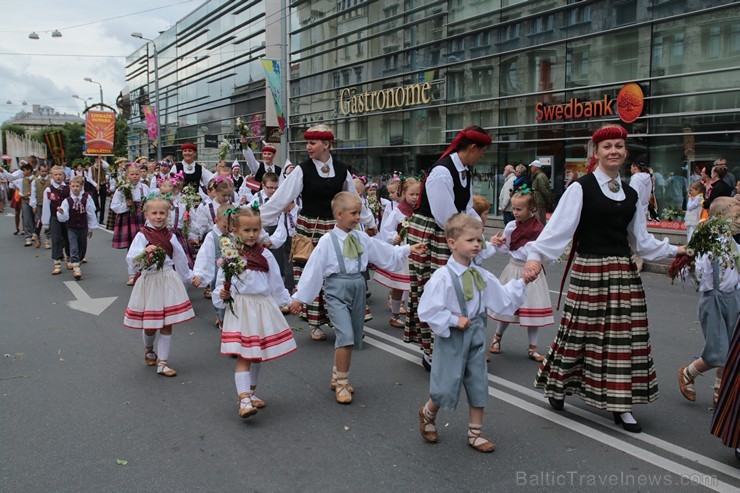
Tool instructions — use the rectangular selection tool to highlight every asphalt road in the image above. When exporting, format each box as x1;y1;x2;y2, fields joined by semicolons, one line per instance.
1;213;738;492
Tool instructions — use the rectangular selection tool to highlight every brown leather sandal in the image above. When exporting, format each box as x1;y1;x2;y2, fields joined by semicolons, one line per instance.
237;392;258;418
467;425;495;453
528;345;545;362
156;360;177;377
144;347;157;366
489;334;502;354
678;366;696;401
418;407;438;443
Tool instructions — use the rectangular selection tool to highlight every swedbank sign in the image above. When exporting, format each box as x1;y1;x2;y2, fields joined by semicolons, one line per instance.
339;83;432;116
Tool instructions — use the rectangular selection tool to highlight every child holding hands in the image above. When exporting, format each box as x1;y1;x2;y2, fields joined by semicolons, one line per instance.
213;206;297;418
486;190;554;361
289;192;427;404
417;213;527;452
56;176;98;280
123;195;196;377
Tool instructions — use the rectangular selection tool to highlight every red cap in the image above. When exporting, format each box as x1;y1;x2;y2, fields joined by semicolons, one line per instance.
262;145;277;154
592;126;628;145
180;142;197;151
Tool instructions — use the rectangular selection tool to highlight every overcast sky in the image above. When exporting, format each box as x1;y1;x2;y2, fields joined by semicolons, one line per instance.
0;0;200;123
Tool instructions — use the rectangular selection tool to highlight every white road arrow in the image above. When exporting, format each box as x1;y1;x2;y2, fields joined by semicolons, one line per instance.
64;281;118;316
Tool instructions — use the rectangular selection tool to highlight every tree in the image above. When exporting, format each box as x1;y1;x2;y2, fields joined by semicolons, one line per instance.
1;123;26;153
114;113;128;157
34;122;85;163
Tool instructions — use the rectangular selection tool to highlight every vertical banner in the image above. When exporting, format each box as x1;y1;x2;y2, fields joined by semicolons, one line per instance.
143;105;159;147
44;131;65;164
84;110;116;155
261;59;285;131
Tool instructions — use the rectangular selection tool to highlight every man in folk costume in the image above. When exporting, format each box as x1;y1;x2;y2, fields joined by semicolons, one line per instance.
174;142;213;195
239;137;283;185
257;124;377;341
405;125;492;370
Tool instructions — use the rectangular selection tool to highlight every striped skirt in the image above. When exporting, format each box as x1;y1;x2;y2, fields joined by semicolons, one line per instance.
293;215;336;328
112;205;144;249
404;213;450;356
534;254;658;412
221;293;297;361
123;266;195;330
489;259;554;327
710;317;740;448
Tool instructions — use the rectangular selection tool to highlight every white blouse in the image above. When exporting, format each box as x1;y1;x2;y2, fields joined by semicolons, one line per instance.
423;152;479;228
212;249;291;309
125;223;193;285
528;168;677;263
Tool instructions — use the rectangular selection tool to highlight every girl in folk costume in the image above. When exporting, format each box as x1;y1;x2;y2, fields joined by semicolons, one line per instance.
485;189;554;362
30;163;52;249
213;206;296;418
406;125;492;370
159;173;195;269
124;195;196;377
376;177;421;328
522;125;686;433
106;157;128;230
255;124;377;341
193;177;234;243
110;163;150;286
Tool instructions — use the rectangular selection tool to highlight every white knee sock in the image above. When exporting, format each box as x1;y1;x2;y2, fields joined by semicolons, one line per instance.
156;334;172;361
250;362;261;391
619;412;637;424
402;291;409;301
235;371;251;395
495;322;510;336
390;299;402;316
142;332;155;348
527;327;539;346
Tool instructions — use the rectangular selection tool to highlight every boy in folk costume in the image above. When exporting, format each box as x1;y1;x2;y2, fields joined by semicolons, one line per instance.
30;163;52;248
41;165;72;275
417;213;527;452
56;176;98;280
251;172;290;282
289;192;426;404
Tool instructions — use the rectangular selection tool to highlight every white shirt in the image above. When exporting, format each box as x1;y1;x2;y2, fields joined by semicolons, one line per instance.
193;225;228;285
242;148;284;184
257;155;376;229
125;222;193;285
56;191;98;230
527;168;678;263
110;183;150;214
425;153;479;228
684;195;703;227
292;226;410;304
192;198;223;239
498;173;516;211
629;171;652;214
212;249;291;309
418;257;527;339
379;206;410;244
690;243;740;293
41;181;67;226
481;219;533;262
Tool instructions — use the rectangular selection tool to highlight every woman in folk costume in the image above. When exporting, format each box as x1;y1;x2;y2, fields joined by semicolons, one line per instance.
405;125;492;370
256;124;377;341
522;124;686;433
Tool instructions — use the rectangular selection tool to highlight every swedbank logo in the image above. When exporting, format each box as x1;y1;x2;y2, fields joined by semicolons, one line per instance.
535;83;644;123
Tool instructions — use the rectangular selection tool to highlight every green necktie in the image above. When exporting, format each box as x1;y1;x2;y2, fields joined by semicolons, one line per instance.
343;233;364;259
462;267;487;301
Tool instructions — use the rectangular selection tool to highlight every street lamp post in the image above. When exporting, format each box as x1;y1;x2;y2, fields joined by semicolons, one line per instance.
131;32;162;161
83;77;104;107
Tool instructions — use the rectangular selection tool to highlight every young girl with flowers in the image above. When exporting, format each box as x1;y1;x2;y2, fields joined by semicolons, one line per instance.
212;205;296;418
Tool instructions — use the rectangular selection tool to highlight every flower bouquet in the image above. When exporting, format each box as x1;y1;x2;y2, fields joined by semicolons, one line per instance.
217;236;248;315
398;219;410;243
180;183;202;237
367;195;381;220
236;117;249;138
117;180;136;213
219;140;232;161
132;247;167;271
668;216;739;286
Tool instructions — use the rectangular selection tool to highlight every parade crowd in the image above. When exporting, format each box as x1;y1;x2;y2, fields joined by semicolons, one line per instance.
1;124;737;461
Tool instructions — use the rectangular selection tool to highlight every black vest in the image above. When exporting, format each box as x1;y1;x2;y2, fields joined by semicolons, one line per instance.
256;162;282;183
415;156;471;218
299;158;347;219
47;184;70;211
176;162;203;187
575;173;637;256
66;193;89;229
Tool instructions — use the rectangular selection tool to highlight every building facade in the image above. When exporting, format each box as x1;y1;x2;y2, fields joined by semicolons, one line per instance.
128;0;740;214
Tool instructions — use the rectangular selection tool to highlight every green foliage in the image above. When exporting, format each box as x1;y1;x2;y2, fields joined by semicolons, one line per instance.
114;113;128;157
34;123;85;163
1;123;26;137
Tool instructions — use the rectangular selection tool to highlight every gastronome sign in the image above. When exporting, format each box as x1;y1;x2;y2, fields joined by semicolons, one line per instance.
339;82;432;116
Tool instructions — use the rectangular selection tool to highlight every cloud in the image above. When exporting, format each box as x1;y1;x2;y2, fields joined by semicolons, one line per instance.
0;1;194;122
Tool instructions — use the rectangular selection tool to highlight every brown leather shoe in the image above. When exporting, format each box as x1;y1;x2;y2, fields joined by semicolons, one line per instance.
144;348;157;366
389;317;405;328
250;394;266;409
237;393;258;418
335;385;352;404
678;366;696;401
156;360;177;377
418;407;438;443
468;427;495;453
310;328;327;341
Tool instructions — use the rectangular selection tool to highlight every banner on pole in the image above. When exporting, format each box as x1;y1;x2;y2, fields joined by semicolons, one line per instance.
143;105;159;145
84;110;115;155
261;59;285;131
44;131;65;164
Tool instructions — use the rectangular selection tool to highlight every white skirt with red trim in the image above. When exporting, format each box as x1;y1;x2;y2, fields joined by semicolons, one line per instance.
124;266;195;330
489;259;554;327
372;260;410;291
220;293;297;361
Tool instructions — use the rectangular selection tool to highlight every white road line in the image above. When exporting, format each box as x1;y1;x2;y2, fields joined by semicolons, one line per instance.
363;327;740;487
98;226;113;235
